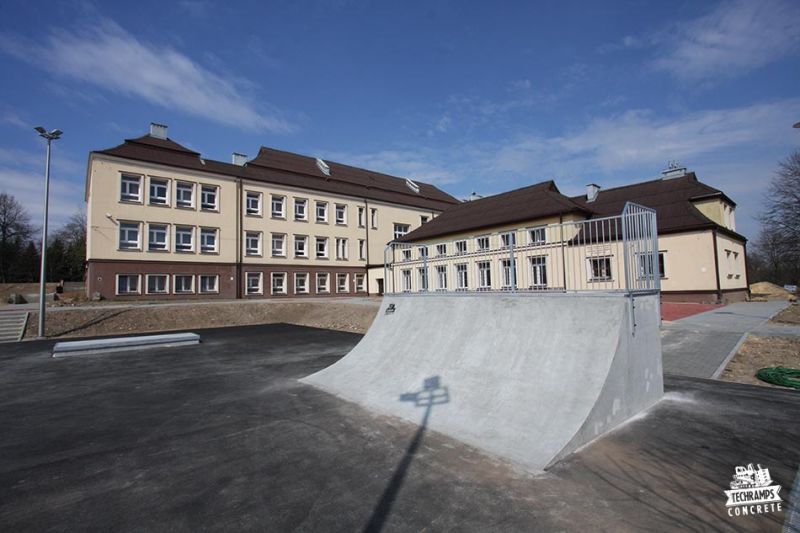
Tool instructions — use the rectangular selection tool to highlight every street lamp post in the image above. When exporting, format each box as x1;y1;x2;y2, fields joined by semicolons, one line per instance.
34;126;62;338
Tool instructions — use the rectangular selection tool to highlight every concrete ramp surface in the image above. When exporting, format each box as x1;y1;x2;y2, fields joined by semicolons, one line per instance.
302;294;663;471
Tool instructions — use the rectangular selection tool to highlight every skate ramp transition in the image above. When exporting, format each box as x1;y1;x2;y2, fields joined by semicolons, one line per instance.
301;293;663;471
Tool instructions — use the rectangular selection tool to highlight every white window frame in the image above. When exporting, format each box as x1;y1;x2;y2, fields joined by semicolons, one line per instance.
271;195;286;218
336;273;349;293
119;222;141;250
401;269;412;292
316;201;328;223
335;204;347;225
477;261;492;290
401;249;412;261
529;256;548;289
528;226;546;246
336;238;348;260
418;246;428;259
246;272;263;295
501;258;517;289
120;174;142;203
175;226;195;253
149;177;170;206
198;274;219;294
146;274;169;295
200;228;218;254
271;233;287;257
418;267;429;292
393;223;410;240
271;272;288;295
294;272;309;294
116;274;140;295
246;191;262;216
316;272;330;293
315;237;329;259
294;235;308;258
476;235;490;251
147;223;169;252
200;185;218;211
370;208;378;229
588;256;613;282
357;206;365;228
294;198;308;221
436;265;448;291
420;215;429;225
501;232;516;249
173;274;195;294
245;231;262;257
436;244;447;257
455;240;467;255
355;273;366;292
358;239;366;261
176;181;194;208
456;263;468;290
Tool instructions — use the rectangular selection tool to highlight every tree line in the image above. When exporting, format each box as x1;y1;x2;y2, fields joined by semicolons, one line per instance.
0;193;86;283
748;149;800;287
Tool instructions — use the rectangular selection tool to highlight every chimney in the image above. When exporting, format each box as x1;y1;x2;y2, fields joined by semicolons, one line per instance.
149;122;168;139
232;152;248;166
661;160;687;179
586;183;601;202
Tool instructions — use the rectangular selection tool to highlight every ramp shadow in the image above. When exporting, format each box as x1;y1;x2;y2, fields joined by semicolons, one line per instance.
362;376;449;533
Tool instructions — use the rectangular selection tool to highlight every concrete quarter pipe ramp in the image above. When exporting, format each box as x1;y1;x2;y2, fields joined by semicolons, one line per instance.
302;293;663;471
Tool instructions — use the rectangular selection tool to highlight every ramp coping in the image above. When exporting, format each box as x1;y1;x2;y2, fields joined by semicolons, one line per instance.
52;332;200;357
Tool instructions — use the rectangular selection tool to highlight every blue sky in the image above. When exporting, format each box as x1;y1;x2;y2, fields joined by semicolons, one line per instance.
1;0;799;239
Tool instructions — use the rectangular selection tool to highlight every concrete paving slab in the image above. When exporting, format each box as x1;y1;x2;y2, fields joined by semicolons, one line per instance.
1;324;796;531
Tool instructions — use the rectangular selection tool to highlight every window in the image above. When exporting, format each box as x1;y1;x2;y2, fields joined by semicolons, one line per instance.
271;233;286;257
401;269;412;292
336;273;349;293
421;216;429;225
476;236;490;251
315;237;328;258
316;272;330;293
401;249;412;261
245;232;261;256
418;267;429;292
529;226;546;246
418;246;428;259
176;181;194;208
294;235;308;258
271;195;285;218
530;256;548;289
271;273;287;294
120;174;141;202
199;275;218;294
477;261;492;290
358;239;366;260
659;252;666;278
355;274;366;292
335;204;347;225
294;198;308;221
316;201;328;222
295;273;309;294
732;251;739;278
456;263;468;290
357;206;365;228
436;265;448;291
146;274;168;294
174;275;194;294
638;252;666;279
148;223;168;251
246;191;262;216
370;208;378;229
589;257;613;281
149;178;169;205
455;240;467;255
501;232;516;249
393;223;410;240
119;222;140;250
117;274;140;294
175;226;194;252
200;228;218;253
200;185;218;210
336;238;348;260
246;272;262;295
501;259;517;289
436;244;447;256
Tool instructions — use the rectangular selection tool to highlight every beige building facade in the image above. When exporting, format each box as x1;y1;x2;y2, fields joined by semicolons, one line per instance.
85;124;458;300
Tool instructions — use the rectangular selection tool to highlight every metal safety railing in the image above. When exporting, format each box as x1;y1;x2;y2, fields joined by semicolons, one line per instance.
383;202;660;297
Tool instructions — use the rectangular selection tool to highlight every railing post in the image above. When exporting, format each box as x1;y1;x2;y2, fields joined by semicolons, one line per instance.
509;235;516;293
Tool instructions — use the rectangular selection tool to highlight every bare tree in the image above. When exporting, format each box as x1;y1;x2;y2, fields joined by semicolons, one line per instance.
0;193;35;283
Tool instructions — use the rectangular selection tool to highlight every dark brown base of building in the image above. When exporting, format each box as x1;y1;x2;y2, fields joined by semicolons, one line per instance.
661;288;749;305
87;260;368;301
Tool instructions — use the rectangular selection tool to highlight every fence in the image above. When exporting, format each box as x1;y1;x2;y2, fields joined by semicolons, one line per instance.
383;202;660;297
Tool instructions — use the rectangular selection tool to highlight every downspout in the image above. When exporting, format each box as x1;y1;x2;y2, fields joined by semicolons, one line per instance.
236;178;242;299
711;228;722;303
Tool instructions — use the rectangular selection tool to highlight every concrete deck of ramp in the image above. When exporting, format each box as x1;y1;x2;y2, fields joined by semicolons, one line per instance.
301;293;663;471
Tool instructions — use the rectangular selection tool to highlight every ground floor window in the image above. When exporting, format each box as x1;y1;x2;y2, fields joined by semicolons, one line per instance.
477;261;491;290
146;274;168;294
199;275;218;294
117;274;140;295
588;256;613;282
355;273;366;292
295;272;309;294
418;267;428;292
316;272;329;293
436;265;447;291
272;272;287;294
455;263;468;290
336;273;349;293
401;269;411;292
501;259;516;289
246;272;262;295
529;256;547;289
174;275;194;294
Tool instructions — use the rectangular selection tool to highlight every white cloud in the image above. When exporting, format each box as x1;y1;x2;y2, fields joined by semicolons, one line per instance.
0;18;294;133
653;0;800;81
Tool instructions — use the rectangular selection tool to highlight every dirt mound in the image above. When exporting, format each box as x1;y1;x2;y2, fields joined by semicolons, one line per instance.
750;282;797;301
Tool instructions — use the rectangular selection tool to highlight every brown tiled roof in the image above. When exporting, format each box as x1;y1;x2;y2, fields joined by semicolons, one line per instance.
396;181;591;242
95;135;459;211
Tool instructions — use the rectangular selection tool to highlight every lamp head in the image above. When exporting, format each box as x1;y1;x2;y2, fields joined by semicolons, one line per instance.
34;126;47;135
